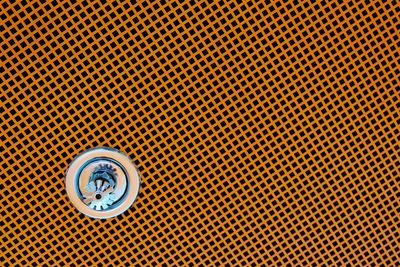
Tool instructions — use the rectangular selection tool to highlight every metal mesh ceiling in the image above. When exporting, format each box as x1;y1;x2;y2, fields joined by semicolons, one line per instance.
1;0;399;266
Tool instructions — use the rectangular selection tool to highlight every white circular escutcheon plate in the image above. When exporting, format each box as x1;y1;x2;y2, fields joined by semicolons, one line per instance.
65;147;140;219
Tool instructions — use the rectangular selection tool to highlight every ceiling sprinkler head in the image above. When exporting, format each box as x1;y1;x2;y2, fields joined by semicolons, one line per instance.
65;147;141;219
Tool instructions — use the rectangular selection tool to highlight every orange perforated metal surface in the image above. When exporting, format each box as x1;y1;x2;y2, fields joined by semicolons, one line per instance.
1;0;400;266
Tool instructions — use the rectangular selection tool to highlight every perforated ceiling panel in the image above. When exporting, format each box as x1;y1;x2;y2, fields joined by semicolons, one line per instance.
1;0;400;266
